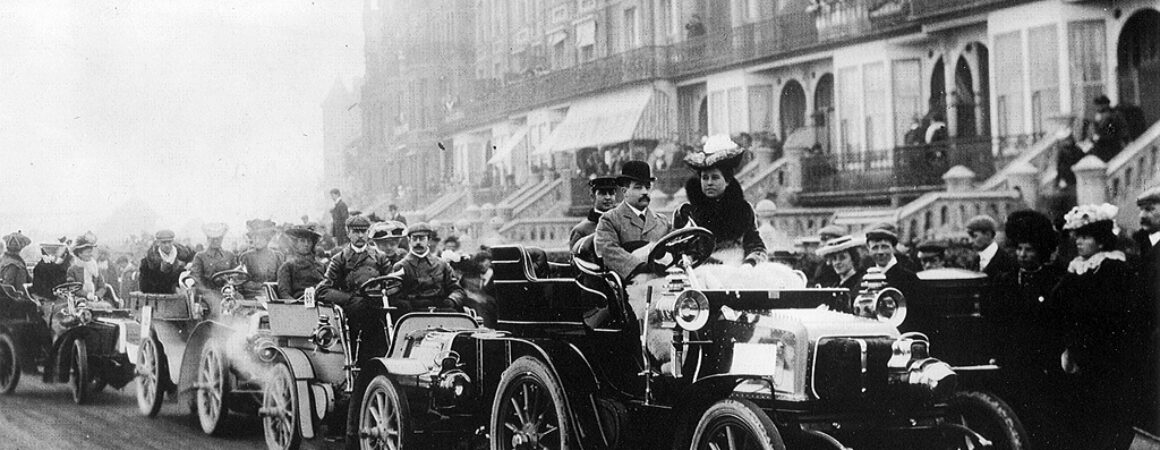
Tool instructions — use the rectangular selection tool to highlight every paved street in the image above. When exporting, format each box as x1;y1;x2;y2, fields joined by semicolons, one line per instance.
0;376;338;450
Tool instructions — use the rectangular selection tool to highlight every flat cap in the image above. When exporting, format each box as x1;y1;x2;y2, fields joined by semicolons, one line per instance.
915;239;947;253
588;176;618;191
865;228;898;244
3;232;31;251
817;225;847;239
345;215;372;230
965;215;998;233
202;223;229;238
154;229;176;241
816;235;865;257
866;221;898;234
1137;185;1160;207
405;222;436;237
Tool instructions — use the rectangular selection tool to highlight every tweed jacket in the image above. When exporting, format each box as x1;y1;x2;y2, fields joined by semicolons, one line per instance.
594;202;672;279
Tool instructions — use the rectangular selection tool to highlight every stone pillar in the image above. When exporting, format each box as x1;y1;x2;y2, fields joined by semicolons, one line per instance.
780;145;805;207
942;165;975;193
1005;161;1040;209
1073;155;1109;205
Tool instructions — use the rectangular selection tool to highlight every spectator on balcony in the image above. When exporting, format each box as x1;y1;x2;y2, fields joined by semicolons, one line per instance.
570;177;619;249
685;14;706;39
674;135;767;265
903;117;926;146
1091;95;1129;163
924;111;948;144
814;235;865;291
966;215;1017;278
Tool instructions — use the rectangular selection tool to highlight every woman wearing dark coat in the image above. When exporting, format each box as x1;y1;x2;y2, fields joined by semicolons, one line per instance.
673;135;766;264
31;244;71;300
1052;203;1143;449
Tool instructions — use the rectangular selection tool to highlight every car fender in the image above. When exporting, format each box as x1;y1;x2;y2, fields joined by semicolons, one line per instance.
176;320;240;402
485;337;608;450
669;374;776;447
266;346;320;440
50;326;97;383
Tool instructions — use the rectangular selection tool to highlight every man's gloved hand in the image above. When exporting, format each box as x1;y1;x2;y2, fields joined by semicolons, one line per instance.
441;297;461;310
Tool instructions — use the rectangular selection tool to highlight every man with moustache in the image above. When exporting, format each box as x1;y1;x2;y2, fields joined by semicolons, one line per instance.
314;215;395;447
391;222;466;317
595;161;673;282
569;176;619;249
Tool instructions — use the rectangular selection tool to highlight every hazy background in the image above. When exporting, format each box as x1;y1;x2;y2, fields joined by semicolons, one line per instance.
0;1;363;244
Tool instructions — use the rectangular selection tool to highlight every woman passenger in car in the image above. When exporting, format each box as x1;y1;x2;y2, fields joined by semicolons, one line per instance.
672;134;767;265
813;235;864;291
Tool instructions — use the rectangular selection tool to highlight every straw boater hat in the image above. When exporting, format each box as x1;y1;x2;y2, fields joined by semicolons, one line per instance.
816;235;865;257
370;221;406;241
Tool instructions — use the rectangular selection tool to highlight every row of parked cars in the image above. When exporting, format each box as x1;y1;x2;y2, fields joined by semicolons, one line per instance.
0;226;1038;449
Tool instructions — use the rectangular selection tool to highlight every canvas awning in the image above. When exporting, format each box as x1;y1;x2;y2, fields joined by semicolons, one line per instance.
488;127;528;166
535;86;671;155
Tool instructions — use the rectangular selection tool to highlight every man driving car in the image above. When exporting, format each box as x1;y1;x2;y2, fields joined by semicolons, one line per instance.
391;222;466;316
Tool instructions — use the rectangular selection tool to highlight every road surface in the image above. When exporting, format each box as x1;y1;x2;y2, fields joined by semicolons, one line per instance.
0;376;339;450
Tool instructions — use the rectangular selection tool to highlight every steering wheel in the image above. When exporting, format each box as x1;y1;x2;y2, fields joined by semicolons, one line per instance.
53;281;84;297
647;227;715;271
211;269;250;287
357;275;403;298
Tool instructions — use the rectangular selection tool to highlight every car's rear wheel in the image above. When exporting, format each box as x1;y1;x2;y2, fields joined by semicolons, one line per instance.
70;339;90;404
136;335;164;416
945;390;1029;450
0;333;20;394
689;398;785;450
262;362;300;450
491;356;572;450
196;345;230;435
359;374;411;450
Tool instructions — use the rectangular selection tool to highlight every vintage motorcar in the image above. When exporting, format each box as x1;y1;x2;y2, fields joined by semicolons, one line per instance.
0;281;137;404
258;274;414;450
345;228;1026;450
130;268;269;435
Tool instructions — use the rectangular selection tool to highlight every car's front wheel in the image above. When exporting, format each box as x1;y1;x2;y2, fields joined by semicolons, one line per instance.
261;362;301;450
491;356;572;450
688;398;785;450
945;390;1029;450
136;334;164;416
0;333;20;394
359;374;411;450
70;339;91;404
196;345;230;435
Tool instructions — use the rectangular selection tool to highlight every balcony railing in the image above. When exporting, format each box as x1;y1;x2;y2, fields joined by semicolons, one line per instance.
802;134;1041;194
909;0;1035;19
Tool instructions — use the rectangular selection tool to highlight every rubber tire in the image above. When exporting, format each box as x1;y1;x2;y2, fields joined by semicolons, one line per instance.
359;374;412;450
136;335;164;417
945;390;1030;450
196;346;230;435
490;356;573;450
0;333;20;394
71;339;90;405
689;398;785;450
262;362;301;450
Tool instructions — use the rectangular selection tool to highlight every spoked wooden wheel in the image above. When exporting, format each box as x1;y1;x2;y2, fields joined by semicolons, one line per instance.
261;362;300;450
944;391;1029;450
689;398;784;450
196;346;230;435
70;339;91;404
491;357;572;450
135;335;164;416
359;375;411;450
0;333;20;394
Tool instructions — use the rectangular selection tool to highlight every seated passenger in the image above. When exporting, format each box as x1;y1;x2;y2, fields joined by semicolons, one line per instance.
0;231;31;289
138;229;195;294
814;235;865;291
594;161;672;315
66;234;113;306
915;239;948;271
369;220;407;266
866;228;919;300
276;223;326;299
31;240;70;300
391;222;466;315
190;223;238;293
569;176;619;249
674;135;766;265
239;219;284;298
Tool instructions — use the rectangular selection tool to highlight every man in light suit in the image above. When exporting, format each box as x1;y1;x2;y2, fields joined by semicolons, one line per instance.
594;161;672;281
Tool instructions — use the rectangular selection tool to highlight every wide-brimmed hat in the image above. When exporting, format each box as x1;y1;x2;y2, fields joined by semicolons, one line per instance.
588;176;618;192
817;225;847;240
284;223;323;242
816;235;864;257
1005;210;1058;256
3;232;31;252
245;219;277;237
685;134;748;173
202;223;229;238
617;160;655;185
370;221;406;240
72;234;98;252
1063;204;1119;249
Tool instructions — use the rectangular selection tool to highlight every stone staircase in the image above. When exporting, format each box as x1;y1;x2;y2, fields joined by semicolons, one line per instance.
405;188;468;223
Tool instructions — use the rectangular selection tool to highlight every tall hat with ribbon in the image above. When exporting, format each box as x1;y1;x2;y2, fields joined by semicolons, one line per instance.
684;134;750;175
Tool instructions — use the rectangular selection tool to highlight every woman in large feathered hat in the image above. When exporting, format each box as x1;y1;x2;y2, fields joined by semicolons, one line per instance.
673;134;767;265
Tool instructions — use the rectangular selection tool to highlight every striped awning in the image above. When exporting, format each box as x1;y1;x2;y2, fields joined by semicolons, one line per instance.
535;85;671;155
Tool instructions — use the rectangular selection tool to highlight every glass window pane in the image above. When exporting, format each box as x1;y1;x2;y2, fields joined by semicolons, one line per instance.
839;66;861;153
1069;20;1107;119
994;31;1025;135
893;59;922;145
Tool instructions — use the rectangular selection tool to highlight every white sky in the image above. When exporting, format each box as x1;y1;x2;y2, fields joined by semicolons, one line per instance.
0;1;363;243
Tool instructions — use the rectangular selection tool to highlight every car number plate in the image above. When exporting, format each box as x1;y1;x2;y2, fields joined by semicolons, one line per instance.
304;287;316;308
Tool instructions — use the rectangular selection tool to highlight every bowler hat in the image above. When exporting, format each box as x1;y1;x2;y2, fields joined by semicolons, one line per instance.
617;160;656;185
915;239;947;253
588;176;618;191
